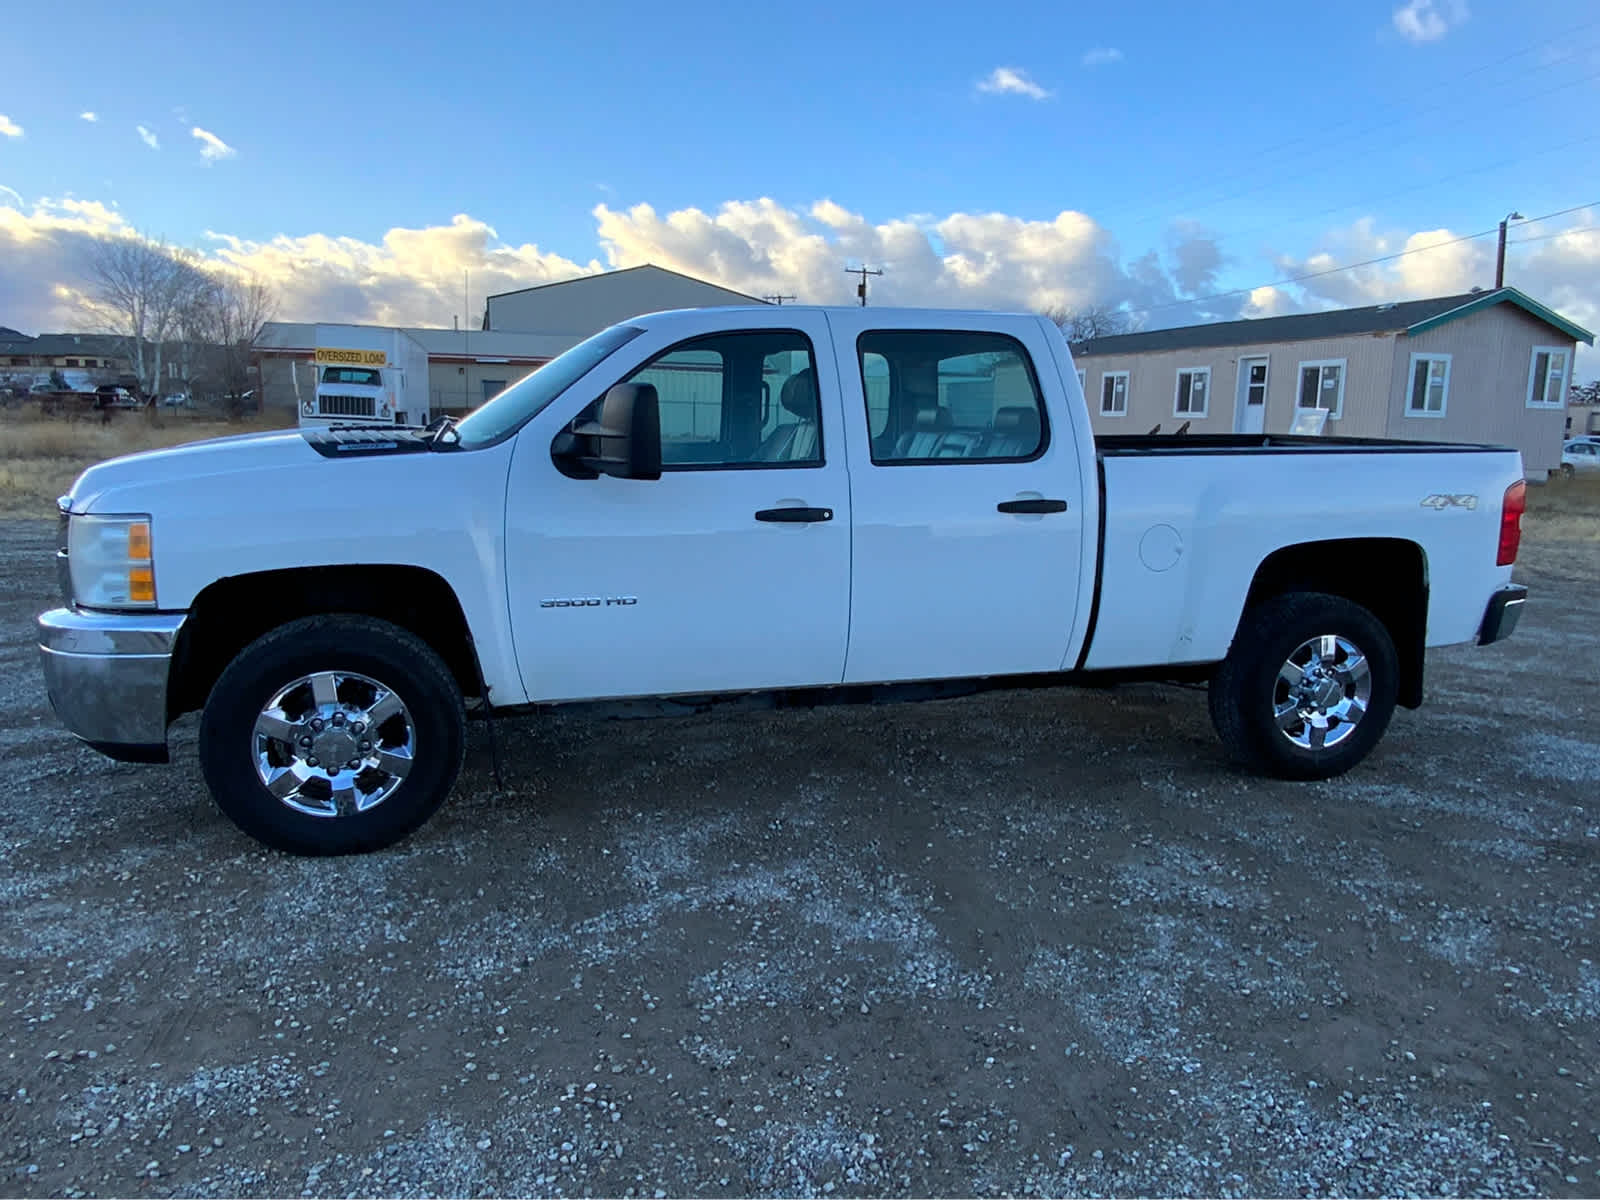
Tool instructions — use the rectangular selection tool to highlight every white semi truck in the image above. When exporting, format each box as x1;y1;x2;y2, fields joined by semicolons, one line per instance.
297;325;430;428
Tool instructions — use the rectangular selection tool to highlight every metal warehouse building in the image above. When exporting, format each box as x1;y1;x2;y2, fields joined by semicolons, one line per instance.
1073;287;1593;479
254;264;762;416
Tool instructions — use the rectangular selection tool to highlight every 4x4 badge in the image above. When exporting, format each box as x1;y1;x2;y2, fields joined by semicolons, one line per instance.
1420;494;1478;510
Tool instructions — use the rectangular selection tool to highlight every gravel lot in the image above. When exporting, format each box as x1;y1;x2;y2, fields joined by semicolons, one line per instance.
2;515;1596;1197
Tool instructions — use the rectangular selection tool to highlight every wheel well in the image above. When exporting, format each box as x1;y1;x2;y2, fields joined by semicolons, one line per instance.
1243;538;1428;709
169;565;480;719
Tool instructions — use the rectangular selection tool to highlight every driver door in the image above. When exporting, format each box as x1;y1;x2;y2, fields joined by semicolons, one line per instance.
503;311;853;703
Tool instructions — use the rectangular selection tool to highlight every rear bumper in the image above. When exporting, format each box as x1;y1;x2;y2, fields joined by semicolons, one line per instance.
1478;585;1527;646
37;608;185;762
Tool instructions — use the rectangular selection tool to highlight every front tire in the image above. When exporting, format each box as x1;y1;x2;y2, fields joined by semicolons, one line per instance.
1208;591;1399;780
199;615;466;855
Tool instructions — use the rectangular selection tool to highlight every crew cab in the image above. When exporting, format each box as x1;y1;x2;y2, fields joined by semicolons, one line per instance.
38;306;1529;855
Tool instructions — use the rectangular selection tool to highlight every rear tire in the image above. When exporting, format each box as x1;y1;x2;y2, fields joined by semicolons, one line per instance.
1208;591;1398;780
199;615;465;855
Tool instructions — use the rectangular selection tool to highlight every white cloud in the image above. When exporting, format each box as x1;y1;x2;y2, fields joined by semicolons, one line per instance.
1392;0;1468;43
1081;47;1124;67
79;111;98;123
1;191;1594;378
136;125;159;150
0;115;22;139
191;126;236;163
976;67;1051;100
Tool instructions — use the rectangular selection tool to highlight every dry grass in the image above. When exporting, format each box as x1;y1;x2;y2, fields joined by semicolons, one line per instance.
0;411;293;517
1524;471;1600;542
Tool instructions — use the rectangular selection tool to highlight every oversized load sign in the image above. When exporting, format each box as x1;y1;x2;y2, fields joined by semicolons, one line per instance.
314;347;388;367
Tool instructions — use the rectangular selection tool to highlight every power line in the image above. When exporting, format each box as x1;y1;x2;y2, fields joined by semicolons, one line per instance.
1129;60;1600;232
1117;199;1598;322
762;294;797;305
1109;24;1600;235
1508;226;1600;247
1208;132;1600;246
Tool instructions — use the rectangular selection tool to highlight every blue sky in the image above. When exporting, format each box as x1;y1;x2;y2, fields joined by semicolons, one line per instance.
2;0;1598;365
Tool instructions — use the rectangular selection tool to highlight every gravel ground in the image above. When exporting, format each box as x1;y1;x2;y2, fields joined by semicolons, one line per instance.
1;516;1596;1198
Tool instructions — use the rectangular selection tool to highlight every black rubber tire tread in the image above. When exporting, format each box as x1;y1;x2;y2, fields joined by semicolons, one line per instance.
1208;591;1399;780
199;614;466;855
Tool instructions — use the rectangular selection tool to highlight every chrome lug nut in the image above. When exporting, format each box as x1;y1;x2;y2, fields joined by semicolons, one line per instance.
347;758;360;770
299;735;313;748
310;718;325;732
332;712;345;727
358;740;371;752
306;756;320;768
351;722;365;735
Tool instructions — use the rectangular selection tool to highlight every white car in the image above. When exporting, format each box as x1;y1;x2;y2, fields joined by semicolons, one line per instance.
1561;438;1600;476
39;306;1529;854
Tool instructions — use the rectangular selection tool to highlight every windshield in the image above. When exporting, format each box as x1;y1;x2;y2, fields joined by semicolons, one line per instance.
321;367;383;386
454;324;645;449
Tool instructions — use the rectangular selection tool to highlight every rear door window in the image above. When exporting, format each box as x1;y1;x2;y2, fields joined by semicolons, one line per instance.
856;331;1047;464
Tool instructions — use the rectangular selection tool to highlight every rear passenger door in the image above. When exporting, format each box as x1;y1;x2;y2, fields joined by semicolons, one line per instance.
827;313;1088;683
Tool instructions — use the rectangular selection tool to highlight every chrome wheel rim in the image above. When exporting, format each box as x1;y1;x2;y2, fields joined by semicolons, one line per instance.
1273;634;1371;752
252;671;416;818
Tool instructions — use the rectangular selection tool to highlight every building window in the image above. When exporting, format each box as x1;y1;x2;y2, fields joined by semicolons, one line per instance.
1406;353;1451;417
1075;368;1086;394
1100;371;1128;417
65;358;79;367
1296;359;1346;420
1174;367;1209;417
1527;346;1568;408
168;361;180;379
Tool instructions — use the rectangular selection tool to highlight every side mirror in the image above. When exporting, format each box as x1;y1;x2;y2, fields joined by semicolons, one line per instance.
555;382;662;480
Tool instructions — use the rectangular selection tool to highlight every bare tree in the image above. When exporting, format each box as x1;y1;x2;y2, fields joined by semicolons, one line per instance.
1042;303;1130;345
194;272;277;415
81;236;209;399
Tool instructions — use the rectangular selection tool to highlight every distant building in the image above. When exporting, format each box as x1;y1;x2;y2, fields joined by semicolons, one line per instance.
255;263;765;415
483;263;761;334
0;331;133;392
1073;287;1594;479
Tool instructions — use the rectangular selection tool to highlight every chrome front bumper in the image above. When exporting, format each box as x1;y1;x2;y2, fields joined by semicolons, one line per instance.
37;608;186;763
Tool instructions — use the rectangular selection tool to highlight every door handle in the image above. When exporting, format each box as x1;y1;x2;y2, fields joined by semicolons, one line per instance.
755;506;834;523
997;498;1068;514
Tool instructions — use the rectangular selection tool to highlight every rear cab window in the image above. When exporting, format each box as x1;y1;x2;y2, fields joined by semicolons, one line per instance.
856;330;1048;464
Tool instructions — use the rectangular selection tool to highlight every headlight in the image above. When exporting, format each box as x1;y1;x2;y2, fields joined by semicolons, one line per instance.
67;514;156;609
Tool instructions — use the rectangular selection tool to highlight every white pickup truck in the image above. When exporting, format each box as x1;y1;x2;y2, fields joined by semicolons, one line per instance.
38;306;1528;855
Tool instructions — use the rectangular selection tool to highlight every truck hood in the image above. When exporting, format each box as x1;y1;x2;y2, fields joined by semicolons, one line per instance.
66;430;324;513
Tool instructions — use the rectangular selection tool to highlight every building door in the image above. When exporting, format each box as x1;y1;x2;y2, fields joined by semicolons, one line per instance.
1235;357;1268;434
481;379;507;405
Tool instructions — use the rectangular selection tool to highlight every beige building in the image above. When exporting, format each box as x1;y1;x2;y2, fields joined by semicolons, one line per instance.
255;263;766;415
1073;287;1593;478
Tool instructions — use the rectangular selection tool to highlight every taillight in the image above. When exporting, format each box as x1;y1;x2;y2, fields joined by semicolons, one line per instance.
1497;480;1526;566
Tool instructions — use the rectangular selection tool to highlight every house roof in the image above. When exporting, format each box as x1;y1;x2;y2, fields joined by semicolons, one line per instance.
1074;287;1595;357
6;333;129;357
483;262;765;305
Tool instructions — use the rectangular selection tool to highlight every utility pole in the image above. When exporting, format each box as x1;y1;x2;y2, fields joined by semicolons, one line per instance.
763;294;797;306
844;264;883;307
1495;211;1523;289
